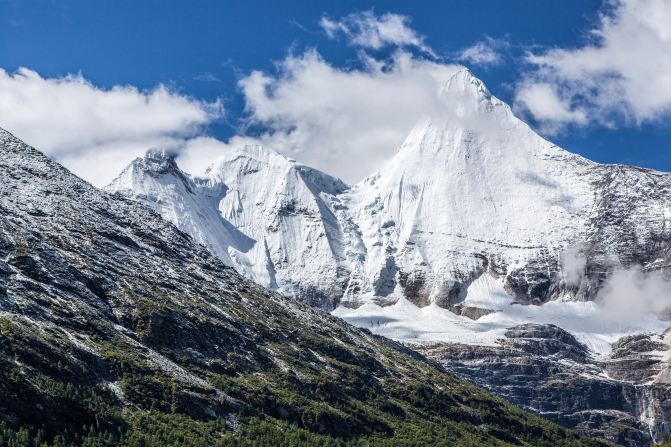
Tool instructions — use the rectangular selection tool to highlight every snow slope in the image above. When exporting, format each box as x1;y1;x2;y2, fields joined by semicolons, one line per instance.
341;69;596;307
341;68;671;308
109;67;671;315
108;145;365;308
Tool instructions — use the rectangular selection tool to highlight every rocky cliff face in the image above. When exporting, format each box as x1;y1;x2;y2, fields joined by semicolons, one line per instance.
0;128;607;445
420;325;671;447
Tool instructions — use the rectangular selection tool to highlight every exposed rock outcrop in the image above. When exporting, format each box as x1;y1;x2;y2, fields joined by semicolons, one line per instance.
420;324;671;446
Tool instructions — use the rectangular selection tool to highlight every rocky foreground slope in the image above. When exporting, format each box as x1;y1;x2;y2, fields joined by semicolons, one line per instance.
0;128;609;446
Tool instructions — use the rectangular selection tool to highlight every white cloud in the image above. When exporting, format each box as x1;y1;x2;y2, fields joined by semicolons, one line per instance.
0;41;457;187
177;135;259;175
178;50;459;183
457;37;507;67
560;246;587;287
597;268;671;320
515;82;587;133
320;11;436;57
515;0;671;130
194;72;221;82
0;67;221;186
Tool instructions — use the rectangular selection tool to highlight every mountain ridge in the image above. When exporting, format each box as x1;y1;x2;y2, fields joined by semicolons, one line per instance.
109;68;671;311
108;142;362;308
0;126;610;446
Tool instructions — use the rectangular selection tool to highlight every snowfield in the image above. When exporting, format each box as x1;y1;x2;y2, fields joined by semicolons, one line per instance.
334;273;669;355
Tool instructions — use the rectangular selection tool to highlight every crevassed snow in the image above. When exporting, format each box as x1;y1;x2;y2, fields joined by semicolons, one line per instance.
333;273;669;355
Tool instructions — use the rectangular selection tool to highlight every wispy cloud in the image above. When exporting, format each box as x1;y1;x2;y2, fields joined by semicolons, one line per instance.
319;11;436;57
194;72;221;82
515;0;671;133
457;36;508;67
598;267;671;320
515;82;587;134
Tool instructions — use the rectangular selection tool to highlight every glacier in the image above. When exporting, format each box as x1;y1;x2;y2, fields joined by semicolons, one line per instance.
333;272;669;356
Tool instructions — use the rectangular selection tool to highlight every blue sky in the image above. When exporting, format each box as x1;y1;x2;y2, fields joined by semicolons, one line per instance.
1;0;670;185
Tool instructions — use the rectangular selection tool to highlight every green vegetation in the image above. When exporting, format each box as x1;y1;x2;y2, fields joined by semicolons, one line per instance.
0;411;610;447
0;313;611;447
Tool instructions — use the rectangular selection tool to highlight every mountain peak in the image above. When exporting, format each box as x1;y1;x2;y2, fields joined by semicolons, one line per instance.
136;148;181;175
204;144;294;176
440;68;491;100
431;68;510;126
109;141;355;307
0;126;15;140
106;148;189;196
202;143;348;194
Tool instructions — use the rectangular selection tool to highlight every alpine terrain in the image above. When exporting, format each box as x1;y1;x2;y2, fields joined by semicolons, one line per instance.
109;68;671;446
0;128;613;446
109;68;671;311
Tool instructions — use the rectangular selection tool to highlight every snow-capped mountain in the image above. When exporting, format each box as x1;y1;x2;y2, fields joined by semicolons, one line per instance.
109;68;671;312
344;69;671;308
107;144;365;308
343;69;597;307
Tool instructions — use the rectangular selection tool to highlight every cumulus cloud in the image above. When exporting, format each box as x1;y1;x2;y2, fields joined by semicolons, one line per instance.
0;68;221;186
0;50;461;187
180;50;459;182
457;37;507;67
177;135;258;175
515;0;671;131
320;11;436;57
515;83;588;134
